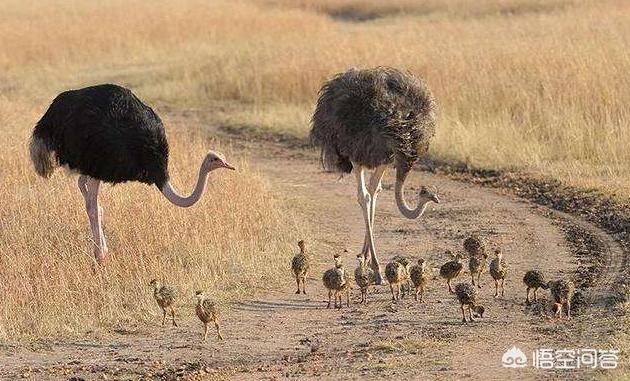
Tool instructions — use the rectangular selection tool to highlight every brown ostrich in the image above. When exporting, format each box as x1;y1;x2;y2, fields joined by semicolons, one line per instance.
310;67;439;284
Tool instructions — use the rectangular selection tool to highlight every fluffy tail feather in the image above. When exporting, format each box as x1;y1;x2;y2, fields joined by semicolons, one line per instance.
29;136;56;178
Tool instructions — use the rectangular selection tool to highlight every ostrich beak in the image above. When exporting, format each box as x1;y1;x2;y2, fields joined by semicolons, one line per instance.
222;162;236;170
431;193;440;203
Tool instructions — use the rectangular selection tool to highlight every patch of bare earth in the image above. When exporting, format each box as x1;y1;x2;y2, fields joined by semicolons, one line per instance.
0;110;627;380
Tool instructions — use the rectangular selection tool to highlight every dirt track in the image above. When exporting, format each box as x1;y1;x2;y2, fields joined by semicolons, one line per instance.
0;111;627;380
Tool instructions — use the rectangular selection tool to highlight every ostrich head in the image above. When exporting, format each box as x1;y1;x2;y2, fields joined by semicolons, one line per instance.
417;257;426;268
148;279;160;289
202;151;235;172
356;253;365;265
419;186;440;204
297;240;306;252
195;290;206;301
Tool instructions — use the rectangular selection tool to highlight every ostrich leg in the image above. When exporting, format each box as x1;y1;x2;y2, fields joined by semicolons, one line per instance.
353;163;381;284
84;177;107;264
360;166;386;282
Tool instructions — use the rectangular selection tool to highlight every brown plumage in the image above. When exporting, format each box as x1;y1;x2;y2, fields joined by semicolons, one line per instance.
463;234;485;257
439;251;464;293
523;270;549;304
148;279;178;327
194;291;223;341
464;234;487;287
392;255;413;294
310;67;437;176
385;258;410;301
409;258;428;302
489;249;508;297
291;240;310;294
549;279;575;319
354;254;376;304
322;254;349;308
468;252;488;288
454;282;485;323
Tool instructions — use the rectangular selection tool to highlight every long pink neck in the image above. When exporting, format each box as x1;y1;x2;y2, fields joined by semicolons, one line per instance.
160;163;210;208
394;168;430;220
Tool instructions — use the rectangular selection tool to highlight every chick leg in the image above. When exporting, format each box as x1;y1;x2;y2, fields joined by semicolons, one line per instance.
171;307;177;327
214;318;223;340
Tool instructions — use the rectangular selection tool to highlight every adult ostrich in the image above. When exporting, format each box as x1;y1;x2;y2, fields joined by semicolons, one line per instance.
29;84;235;264
310;67;439;284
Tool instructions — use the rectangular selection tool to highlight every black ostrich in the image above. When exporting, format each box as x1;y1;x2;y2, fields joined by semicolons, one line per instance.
310;67;440;284
29;84;235;264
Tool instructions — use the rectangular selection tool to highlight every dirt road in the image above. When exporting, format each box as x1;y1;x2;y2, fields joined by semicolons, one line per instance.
0;111;626;380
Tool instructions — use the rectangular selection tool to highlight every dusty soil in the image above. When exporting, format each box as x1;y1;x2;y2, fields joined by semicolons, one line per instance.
0;111;627;380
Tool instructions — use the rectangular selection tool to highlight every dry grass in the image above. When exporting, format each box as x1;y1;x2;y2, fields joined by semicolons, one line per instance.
0;97;300;338
4;0;625;196
0;0;628;337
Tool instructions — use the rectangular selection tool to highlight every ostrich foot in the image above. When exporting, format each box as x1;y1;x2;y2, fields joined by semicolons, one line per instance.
93;248;107;265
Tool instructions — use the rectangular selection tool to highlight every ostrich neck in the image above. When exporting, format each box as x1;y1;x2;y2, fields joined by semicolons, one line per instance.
394;173;430;220
160;163;210;208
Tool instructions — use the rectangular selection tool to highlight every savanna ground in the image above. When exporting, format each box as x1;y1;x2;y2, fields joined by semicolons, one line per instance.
0;0;628;379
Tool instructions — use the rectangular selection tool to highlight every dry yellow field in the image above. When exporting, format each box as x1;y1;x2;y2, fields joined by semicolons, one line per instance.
0;0;628;339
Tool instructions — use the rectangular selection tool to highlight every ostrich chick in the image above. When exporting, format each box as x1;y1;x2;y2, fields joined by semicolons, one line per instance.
439;251;464;293
489;249;508;297
464;234;487;287
468;252;489;288
385;258;410;301
148;279;178;327
409;258;428;302
392;255;413;294
454;282;485;323
354;254;376;304
291;240;310;294
548;279;575;319
523;270;549;304
322;254;349;308
195;291;223;341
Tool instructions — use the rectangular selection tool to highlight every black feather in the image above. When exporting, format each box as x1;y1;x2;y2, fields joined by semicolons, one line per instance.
31;84;169;188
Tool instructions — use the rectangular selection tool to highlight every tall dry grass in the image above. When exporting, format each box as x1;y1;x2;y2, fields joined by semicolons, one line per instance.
0;0;629;337
0;97;299;339
3;0;626;195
